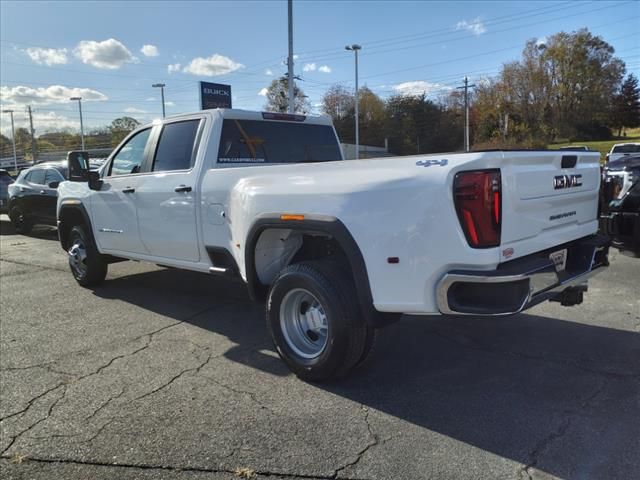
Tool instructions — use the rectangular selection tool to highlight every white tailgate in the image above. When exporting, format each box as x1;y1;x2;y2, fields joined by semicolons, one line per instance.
500;151;601;259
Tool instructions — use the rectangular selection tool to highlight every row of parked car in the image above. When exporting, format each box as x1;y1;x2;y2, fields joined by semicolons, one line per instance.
0;159;104;233
1;145;639;255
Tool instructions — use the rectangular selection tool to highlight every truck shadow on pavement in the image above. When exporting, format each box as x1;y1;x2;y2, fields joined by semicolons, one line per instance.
0;217;58;240
93;266;640;479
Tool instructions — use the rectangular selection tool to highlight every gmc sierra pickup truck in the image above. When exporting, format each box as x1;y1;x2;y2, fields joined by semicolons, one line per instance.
57;109;609;381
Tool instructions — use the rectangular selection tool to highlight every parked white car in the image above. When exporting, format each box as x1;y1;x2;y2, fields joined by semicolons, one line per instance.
56;109;609;380
606;143;640;162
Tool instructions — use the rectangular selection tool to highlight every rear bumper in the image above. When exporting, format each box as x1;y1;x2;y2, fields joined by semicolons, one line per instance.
436;234;610;315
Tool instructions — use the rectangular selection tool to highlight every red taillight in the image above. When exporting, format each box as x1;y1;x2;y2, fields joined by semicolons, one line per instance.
453;169;501;248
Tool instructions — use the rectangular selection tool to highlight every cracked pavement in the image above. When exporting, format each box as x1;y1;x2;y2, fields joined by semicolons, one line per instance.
1;216;639;480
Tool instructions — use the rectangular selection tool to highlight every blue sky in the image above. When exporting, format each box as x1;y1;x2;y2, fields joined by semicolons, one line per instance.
1;0;638;136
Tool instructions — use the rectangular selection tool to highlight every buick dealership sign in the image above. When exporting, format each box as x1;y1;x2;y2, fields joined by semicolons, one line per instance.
199;82;232;109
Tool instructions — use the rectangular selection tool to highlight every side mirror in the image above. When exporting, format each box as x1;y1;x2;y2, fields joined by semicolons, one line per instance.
88;170;103;191
48;181;60;189
68;150;90;182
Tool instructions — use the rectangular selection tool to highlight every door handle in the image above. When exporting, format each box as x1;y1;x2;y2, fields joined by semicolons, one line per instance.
122;187;135;193
174;185;192;193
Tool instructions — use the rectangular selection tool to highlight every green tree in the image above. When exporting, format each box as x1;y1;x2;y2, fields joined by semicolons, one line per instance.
263;77;310;114
612;74;640;137
109;117;141;146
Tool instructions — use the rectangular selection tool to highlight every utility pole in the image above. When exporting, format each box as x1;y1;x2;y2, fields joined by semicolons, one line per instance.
27;106;37;163
152;83;166;118
2;110;17;172
287;0;294;113
345;44;362;159
457;77;475;152
70;97;85;150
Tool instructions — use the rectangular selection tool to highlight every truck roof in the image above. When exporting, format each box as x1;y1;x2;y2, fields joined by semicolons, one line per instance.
148;108;333;127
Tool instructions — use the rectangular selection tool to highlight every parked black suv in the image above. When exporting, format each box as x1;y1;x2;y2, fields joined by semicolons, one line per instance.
7;162;67;233
600;155;640;255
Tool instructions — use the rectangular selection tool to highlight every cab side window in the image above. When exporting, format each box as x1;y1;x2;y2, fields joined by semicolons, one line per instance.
152;120;201;172
109;128;152;176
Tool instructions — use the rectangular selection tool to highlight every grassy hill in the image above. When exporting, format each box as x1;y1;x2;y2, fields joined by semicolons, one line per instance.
549;128;640;162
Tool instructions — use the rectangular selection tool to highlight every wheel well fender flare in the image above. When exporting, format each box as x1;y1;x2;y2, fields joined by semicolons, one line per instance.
244;215;399;328
58;202;94;251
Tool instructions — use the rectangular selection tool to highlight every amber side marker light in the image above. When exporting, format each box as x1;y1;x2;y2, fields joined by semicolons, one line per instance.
280;214;305;221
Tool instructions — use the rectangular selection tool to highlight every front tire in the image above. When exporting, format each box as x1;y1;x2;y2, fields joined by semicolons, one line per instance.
68;225;107;287
266;261;372;382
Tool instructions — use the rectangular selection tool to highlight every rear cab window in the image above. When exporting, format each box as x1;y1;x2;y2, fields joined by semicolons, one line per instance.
217;119;342;165
612;145;640;154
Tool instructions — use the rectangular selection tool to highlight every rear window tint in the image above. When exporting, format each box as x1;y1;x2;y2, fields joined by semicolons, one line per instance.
612;145;640;153
217;119;341;164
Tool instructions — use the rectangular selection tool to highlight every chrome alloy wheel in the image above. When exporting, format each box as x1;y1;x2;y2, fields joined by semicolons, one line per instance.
68;237;88;277
279;288;329;359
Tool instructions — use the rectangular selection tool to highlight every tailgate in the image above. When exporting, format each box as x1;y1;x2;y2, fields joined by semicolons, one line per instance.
500;151;601;260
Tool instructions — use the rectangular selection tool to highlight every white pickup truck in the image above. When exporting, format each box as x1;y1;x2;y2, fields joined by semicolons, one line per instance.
57;109;609;381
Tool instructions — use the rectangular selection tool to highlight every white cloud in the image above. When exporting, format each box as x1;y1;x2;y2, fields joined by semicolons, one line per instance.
293;54;299;60
25;47;68;66
455;17;486;36
145;97;156;101
74;38;136;69
318;65;331;73
303;62;317;72
265;68;273;76
0;84;108;108
124;107;147;114
258;87;269;96
1;110;78;136
167;62;181;73
140;44;159;57
393;81;452;97
182;54;244;76
165;101;175;107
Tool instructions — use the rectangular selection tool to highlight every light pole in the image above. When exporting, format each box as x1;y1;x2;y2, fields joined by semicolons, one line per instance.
152;83;166;118
345;44;361;159
69;97;85;150
2;110;18;172
287;0;294;113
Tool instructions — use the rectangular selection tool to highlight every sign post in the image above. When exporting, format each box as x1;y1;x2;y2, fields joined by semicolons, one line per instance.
199;82;232;109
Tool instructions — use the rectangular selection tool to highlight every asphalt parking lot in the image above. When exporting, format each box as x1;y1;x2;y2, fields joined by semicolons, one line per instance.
0;215;638;480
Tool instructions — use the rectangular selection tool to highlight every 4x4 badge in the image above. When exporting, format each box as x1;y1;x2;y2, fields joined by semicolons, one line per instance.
416;159;448;167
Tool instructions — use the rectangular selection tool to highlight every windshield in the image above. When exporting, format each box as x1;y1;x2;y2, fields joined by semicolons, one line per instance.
217;119;342;164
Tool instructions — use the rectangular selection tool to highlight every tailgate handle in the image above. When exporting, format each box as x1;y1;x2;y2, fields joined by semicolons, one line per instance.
561;155;577;169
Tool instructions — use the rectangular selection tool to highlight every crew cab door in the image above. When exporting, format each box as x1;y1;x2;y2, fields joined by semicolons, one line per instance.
91;128;152;254
135;118;203;262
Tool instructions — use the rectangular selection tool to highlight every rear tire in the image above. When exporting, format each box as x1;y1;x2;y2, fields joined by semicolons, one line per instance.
68;225;107;287
10;205;32;234
266;261;372;382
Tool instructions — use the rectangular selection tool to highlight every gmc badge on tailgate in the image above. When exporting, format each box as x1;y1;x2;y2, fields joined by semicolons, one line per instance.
553;174;582;190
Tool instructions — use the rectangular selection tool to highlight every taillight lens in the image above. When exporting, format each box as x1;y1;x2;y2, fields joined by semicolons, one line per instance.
453;169;501;248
